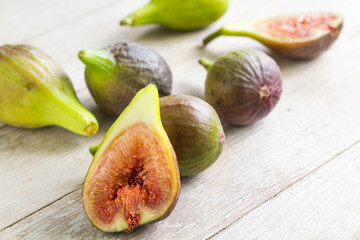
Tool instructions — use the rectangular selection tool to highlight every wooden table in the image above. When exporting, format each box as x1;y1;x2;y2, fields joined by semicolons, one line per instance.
1;0;360;239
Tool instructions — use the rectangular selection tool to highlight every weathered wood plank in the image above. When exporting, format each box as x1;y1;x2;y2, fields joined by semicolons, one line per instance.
1;0;360;238
0;0;125;43
212;141;360;240
1;33;360;238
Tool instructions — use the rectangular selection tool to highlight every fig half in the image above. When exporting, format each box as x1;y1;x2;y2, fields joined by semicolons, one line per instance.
120;0;229;31
82;84;180;232
203;13;343;59
200;50;282;125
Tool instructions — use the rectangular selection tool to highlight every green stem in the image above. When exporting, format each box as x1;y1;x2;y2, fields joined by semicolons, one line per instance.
89;143;100;156
203;29;223;46
198;58;214;71
203;22;255;46
120;3;158;26
50;99;98;136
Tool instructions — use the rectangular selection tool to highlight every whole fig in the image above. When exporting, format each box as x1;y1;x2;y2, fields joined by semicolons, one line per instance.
160;95;224;177
78;42;172;116
0;44;98;136
200;50;282;125
120;0;229;31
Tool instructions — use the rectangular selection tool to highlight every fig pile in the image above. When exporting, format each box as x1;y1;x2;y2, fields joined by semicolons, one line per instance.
0;3;344;236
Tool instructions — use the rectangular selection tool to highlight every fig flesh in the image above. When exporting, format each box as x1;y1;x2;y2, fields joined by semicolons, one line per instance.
78;42;172;116
82;84;180;232
0;44;98;136
120;0;229;31
203;13;343;59
160;95;225;177
200;50;282;125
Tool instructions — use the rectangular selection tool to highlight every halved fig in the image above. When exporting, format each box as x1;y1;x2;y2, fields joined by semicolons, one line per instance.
203;13;343;59
82;84;180;232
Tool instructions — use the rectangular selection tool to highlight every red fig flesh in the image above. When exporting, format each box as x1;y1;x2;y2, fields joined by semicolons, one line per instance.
203;13;343;59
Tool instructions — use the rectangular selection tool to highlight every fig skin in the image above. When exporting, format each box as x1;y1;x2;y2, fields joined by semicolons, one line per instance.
201;50;282;126
120;0;229;31
78;42;172;116
82;84;180;233
203;13;343;59
160;95;225;177
0;44;98;136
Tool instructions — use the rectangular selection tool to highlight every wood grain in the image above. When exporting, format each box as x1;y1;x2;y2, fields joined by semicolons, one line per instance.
212;141;360;240
1;0;360;239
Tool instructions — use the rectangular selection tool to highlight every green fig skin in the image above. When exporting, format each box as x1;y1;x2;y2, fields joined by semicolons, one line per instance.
0;44;98;136
160;95;225;177
79;42;172;116
120;0;229;31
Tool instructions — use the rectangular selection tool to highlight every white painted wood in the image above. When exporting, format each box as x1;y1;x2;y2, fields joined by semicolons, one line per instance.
1;0;360;238
213;141;360;240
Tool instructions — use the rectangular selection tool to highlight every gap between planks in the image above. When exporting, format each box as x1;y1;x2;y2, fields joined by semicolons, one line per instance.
0;186;80;232
205;137;360;240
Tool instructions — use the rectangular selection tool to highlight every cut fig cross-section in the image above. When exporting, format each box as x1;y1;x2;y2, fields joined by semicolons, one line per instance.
203;12;343;59
82;84;180;232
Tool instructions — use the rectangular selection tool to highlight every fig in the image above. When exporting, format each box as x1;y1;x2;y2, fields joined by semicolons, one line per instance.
160;95;225;177
120;0;229;31
0;44;98;136
78;42;172;116
200;49;282;125
82;84;180;232
203;12;343;59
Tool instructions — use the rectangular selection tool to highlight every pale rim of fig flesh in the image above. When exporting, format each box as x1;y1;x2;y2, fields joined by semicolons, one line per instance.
82;84;179;232
204;12;343;45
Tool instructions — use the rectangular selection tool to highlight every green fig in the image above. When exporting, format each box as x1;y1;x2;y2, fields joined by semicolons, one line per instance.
160;95;224;177
0;44;98;136
82;84;180;232
120;0;229;31
78;42;172;116
203;12;343;59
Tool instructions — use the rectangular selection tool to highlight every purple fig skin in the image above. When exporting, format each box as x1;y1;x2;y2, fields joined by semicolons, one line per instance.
79;42;172;116
203;13;343;59
204;50;282;125
160;95;225;177
260;22;343;59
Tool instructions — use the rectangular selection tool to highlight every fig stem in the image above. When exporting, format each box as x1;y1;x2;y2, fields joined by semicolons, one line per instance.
89;143;100;156
198;58;214;71
120;3;158;26
203;29;222;46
